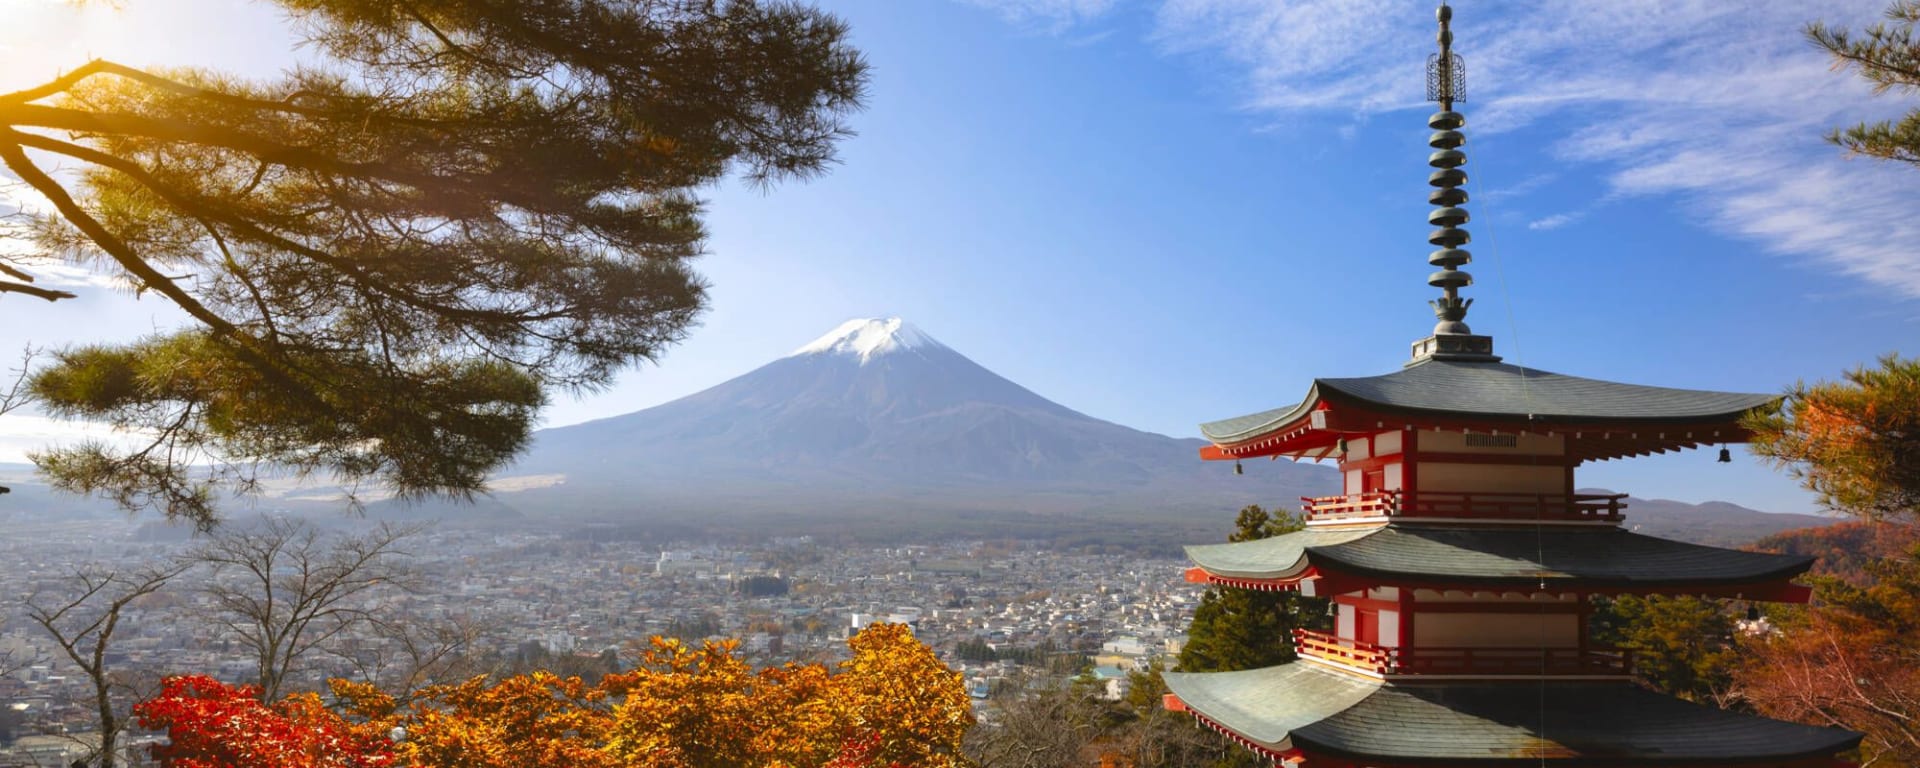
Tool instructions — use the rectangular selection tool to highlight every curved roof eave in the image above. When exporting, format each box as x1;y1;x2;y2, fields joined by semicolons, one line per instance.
1197;384;1321;444
1197;361;1781;447
1290;681;1863;763
1186;525;1814;588
1164;663;1380;747
1184;528;1375;580
1168;668;1862;764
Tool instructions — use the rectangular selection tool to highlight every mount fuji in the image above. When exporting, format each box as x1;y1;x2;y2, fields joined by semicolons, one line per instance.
496;318;1335;526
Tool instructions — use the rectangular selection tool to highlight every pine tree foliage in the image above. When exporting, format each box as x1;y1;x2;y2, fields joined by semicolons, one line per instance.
1734;351;1920;762
1744;355;1920;522
1589;595;1738;704
1810;1;1920;165
1176;505;1329;673
0;0;868;527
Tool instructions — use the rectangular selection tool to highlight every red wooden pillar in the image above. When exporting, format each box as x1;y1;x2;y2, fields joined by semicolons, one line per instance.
1402;427;1419;497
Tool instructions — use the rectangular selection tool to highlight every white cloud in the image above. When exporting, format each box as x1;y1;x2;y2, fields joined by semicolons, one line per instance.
1528;212;1582;231
1482;172;1555;202
0;413;144;464
960;0;1118;33
24;262;136;292
1007;0;1920;298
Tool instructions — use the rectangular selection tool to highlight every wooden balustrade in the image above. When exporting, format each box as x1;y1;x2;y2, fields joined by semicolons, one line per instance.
1392;646;1633;676
1292;629;1633;677
1293;629;1393;672
1300;491;1626;522
1299;491;1400;520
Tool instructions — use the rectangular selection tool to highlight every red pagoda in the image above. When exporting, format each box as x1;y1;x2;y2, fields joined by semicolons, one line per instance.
1161;6;1863;767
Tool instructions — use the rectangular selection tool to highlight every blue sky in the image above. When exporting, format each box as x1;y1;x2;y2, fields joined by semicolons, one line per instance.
2;0;1916;514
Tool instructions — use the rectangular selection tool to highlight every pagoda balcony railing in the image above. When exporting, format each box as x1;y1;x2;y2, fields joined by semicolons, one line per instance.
1293;629;1633;677
1300;491;1627;523
1294;628;1394;673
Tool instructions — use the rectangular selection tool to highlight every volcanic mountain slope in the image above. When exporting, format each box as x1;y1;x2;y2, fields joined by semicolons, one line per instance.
503;318;1333;519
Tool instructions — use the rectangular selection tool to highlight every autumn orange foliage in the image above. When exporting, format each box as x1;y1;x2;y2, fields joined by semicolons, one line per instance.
1746;355;1920;522
134;676;395;768
1737;542;1920;765
136;624;973;768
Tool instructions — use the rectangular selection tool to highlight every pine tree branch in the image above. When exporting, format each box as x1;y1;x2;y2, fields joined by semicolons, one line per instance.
0;132;237;336
0;279;76;301
0;103;457;193
10;121;623;333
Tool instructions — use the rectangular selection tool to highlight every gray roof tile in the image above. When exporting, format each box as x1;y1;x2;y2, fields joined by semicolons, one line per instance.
1200;360;1777;443
1296;680;1862;762
1186;525;1813;587
1163;663;1379;745
1168;663;1862;763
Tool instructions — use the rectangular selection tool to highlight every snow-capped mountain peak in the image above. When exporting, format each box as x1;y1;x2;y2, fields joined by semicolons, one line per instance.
790;317;942;364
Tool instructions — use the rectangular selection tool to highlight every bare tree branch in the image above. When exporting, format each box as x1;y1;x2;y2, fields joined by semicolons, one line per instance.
193;517;425;702
26;561;190;768
0;345;37;418
326;612;494;700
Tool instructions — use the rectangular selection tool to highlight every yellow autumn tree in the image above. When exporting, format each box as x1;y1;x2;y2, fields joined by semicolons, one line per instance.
393;671;615;768
598;637;848;768
837;623;974;768
295;623;974;768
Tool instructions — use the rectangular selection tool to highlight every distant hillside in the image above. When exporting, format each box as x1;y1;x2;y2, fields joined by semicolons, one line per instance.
6;473;1839;555
1751;520;1917;584
1581;489;1839;548
0;462;125;523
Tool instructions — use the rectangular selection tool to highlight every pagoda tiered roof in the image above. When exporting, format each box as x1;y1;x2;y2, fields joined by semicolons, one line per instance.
1184;524;1814;600
1163;2;1861;763
1199;360;1779;462
1164;663;1862;766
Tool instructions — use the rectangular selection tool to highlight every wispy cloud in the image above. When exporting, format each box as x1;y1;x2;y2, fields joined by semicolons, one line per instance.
1528;211;1583;231
25;262;137;292
1482;173;1555;203
0;414;145;465
1066;28;1117;47
959;0;1119;33
979;0;1920;298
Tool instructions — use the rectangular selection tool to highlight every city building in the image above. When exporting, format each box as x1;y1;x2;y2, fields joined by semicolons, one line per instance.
1160;6;1865;766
